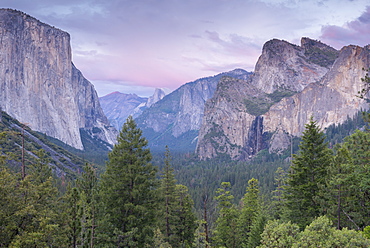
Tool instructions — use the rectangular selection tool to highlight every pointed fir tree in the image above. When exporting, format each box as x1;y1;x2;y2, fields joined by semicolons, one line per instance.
8;149;63;247
322;130;370;230
283;117;333;229
63;184;83;247
212;182;240;248
159;145;177;245
237;178;261;247
158;146;197;247
247;213;267;248
173;184;197;247
77;163;98;248
98;116;159;247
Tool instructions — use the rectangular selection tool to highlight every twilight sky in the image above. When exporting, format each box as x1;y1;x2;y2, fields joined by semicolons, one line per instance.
2;0;370;97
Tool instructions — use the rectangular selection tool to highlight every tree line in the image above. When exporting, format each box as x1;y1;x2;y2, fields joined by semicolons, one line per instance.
2;114;370;247
2;66;370;247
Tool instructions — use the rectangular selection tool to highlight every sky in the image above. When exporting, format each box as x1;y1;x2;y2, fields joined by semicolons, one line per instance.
2;0;370;97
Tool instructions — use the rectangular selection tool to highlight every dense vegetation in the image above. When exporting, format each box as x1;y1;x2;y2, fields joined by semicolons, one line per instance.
2;112;370;247
1;71;370;247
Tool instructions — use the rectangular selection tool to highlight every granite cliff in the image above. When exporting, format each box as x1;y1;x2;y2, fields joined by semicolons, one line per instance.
99;88;165;131
135;69;252;152
196;38;369;160
0;9;117;150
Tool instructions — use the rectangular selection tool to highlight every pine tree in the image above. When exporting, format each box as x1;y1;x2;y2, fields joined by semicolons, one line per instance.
271;167;287;219
323;130;370;230
247;213;266;248
77;163;98;248
283;118;333;229
159;146;197;247
173;184;197;247
212;182;240;247
238;178;260;247
159;146;177;245
8;149;63;247
98;116;159;247
63;184;82;247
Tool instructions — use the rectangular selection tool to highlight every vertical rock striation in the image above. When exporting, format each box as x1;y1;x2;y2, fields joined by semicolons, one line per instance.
99;88;165;131
135;69;252;152
0;9;117;149
197;38;369;160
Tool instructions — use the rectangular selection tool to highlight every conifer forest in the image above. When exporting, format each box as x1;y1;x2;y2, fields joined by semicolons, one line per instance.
1;72;370;247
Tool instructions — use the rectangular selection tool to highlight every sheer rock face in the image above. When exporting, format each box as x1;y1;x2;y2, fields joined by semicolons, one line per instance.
99;92;148;131
134;69;252;151
253;38;337;94
0;9;117;149
99;88;165;131
264;45;370;145
197;38;369;160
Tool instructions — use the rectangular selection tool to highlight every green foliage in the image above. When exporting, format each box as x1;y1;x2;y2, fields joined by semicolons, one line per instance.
244;97;273;116
267;89;296;102
325;110;368;145
259;216;370;248
293;216;370;248
0;110;87;178
173;184;198;247
283;118;333;229
0;163;65;247
363;226;370;239
158;146;197;247
77;163;99;247
213;182;240;247
247;213;267;248
357;68;370;99
243;89;296;116
238;178;261;246
322;130;370;230
304;45;339;68
98;116;159;247
258;220;300;248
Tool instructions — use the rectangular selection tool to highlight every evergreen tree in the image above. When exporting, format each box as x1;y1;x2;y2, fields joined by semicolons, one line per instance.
247;213;267;248
159;146;178;245
77;163;99;248
98;116;159;247
238;178;261;247
173;184;197;247
159;146;197;247
212;182;240;247
323;130;370;230
271;167;287;219
9;150;63;247
63;184;82;247
283;118;333;229
0;166;21;246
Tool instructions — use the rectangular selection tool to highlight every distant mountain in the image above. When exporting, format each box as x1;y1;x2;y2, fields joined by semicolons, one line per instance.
0;9;117;150
134;69;252;152
99;88;165;131
196;38;370;160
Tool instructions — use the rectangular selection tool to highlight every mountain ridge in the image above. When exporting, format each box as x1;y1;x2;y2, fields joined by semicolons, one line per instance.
196;38;369;160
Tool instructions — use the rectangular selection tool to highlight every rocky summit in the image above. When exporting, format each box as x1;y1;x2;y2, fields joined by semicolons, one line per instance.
134;69;252;152
196;38;370;160
0;9;117;150
99;88;165;131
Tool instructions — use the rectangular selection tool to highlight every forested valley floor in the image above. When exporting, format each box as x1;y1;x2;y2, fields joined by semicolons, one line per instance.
2;110;370;247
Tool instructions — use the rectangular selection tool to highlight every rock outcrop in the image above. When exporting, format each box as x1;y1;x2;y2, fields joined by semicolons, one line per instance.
0;9;117;149
99;88;165;131
135;69;252;152
196;38;369;160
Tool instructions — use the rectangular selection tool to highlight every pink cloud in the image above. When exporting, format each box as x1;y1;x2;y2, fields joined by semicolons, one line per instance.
320;6;370;49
